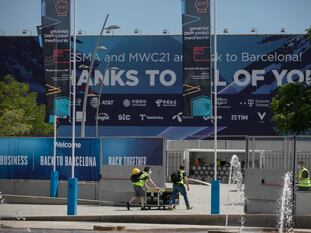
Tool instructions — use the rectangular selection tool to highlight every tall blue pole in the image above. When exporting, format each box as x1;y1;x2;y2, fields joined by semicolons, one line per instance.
67;0;78;216
50;115;58;197
211;0;220;215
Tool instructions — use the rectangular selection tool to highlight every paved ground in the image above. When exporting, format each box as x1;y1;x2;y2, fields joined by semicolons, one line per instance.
0;184;250;232
0;184;244;217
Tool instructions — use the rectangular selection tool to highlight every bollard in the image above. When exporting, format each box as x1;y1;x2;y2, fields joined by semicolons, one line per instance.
67;178;78;215
50;170;58;197
211;179;220;214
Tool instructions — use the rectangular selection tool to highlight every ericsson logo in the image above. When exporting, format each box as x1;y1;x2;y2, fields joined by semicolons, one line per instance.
90;97;99;108
123;99;131;107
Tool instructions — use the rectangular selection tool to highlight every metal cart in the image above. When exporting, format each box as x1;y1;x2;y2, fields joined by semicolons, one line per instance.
145;188;179;210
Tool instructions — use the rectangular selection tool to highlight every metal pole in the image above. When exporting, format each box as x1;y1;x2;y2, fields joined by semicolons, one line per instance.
213;0;218;180
292;136;296;217
53;115;57;171
95;61;110;137
71;0;77;178
80;14;109;137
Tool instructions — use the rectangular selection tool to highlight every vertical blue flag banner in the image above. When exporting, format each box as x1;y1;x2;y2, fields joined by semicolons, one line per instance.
182;0;212;116
40;0;70;118
102;138;164;166
0;138;100;181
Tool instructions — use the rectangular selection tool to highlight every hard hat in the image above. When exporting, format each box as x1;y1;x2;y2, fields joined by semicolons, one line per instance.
132;168;140;175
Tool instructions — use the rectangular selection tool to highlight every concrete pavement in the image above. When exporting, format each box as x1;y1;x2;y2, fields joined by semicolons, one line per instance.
1;184;311;230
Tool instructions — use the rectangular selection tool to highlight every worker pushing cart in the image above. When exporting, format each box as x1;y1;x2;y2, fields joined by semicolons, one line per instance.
126;166;159;210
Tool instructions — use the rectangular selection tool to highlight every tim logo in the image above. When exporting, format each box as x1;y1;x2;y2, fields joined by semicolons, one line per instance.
53;49;70;64
55;0;69;16
193;47;210;62
195;0;209;13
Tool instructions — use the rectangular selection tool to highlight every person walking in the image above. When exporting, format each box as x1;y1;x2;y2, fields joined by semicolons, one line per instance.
296;161;311;191
126;167;159;210
169;165;193;210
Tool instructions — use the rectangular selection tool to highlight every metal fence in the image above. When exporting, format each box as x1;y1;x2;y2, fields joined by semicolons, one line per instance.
246;136;311;171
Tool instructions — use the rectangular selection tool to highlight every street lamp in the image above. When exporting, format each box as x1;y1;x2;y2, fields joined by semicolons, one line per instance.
80;14;120;137
281;28;286;34
78;30;86;35
223;28;228;34
22;29;32;35
95;62;111;137
251;27;257;34
163;29;169;35
134;28;142;35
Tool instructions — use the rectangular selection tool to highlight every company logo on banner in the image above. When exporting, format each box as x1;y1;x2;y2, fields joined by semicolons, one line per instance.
182;0;211;116
102;138;163;166
1;34;311;136
0;138;100;181
39;0;70;118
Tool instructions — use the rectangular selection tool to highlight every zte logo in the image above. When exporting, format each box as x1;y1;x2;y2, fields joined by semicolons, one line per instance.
231;115;248;121
118;114;131;121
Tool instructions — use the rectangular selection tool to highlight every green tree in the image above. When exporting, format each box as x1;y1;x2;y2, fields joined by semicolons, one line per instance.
0;74;53;136
271;83;311;135
306;26;311;41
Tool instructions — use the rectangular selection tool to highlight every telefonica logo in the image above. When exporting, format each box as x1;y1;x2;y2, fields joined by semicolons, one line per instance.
55;141;81;149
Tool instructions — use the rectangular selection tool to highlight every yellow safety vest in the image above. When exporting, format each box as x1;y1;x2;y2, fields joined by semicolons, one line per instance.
297;167;311;188
132;172;149;187
176;170;185;185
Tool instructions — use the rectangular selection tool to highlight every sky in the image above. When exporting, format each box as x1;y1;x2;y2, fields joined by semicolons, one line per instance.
0;0;310;36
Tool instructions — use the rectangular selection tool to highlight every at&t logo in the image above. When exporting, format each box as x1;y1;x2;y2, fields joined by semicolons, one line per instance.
90;97;99;108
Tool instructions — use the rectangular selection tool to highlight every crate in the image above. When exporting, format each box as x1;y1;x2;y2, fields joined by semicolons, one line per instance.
145;188;179;210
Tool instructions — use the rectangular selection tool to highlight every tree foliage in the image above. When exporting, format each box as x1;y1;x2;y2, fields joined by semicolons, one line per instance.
271;83;311;135
306;26;311;41
0;74;53;136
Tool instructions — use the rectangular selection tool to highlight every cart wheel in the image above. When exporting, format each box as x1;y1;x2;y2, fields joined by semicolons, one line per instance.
158;207;160;210
148;206;151;210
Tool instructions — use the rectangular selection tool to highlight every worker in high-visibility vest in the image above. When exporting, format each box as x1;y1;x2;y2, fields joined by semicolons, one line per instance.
126;167;159;210
297;161;311;191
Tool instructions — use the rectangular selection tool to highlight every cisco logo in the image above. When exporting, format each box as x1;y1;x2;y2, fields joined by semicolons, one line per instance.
55;141;81;148
90;97;99;108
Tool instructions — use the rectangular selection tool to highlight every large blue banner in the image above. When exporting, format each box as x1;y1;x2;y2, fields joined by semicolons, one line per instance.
0;35;310;136
0;138;100;181
102;137;164;166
